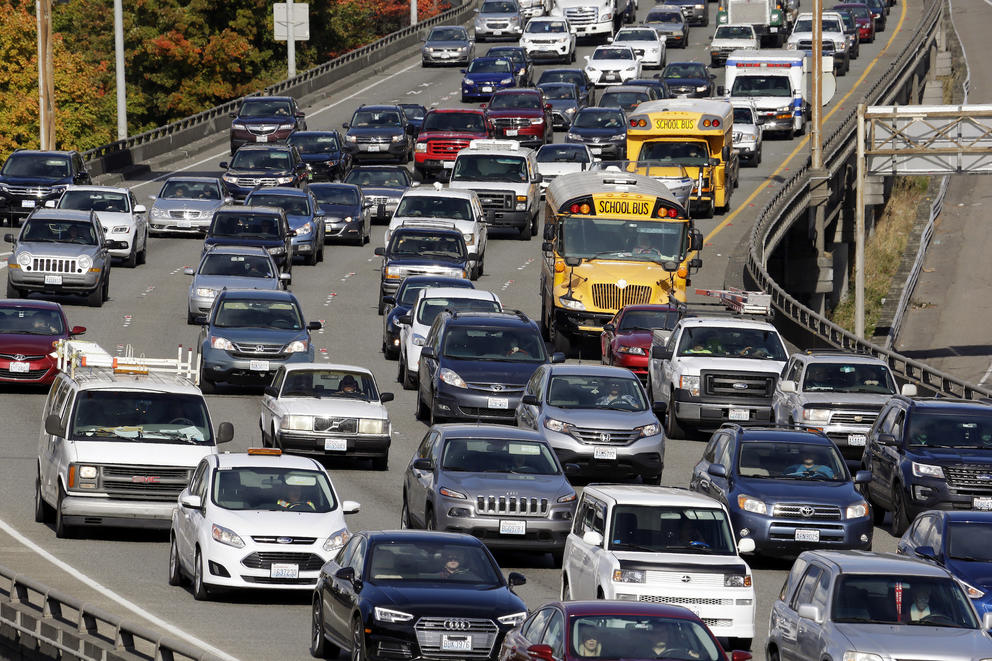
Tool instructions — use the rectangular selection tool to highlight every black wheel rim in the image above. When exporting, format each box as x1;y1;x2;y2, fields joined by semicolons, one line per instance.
312;601;322;652
352;621;362;661
194;552;202;593
170;540;177;577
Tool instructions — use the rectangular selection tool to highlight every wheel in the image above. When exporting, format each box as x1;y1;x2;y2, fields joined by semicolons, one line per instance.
754;147;762;166
55;484;73;538
372;455;388;471
168;535;185;586
86;280;104;307
400;498;412;529
124;244;138;268
377;294;385;315
665;393;686;439
518;220;532;240
199;369;216;394
768;648;780;661
136;231;148;265
193;548;212;601
306;246;318;265
317;241;325;262
551;548;564;566
310;597;340;658
351;616;366;661
477;253;485;276
425;506;437;531
891;487;911;536
34;472;52;523
401;359;417;390
416;392;430;421
6;281;22;298
561;576;571;600
429;400;444;426
550;324;571;356
794;120;806;137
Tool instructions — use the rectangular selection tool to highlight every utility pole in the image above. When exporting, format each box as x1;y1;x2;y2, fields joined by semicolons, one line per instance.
113;0;126;140
36;0;55;149
287;0;296;78
807;0;831;314
411;0;418;27
811;0;822;171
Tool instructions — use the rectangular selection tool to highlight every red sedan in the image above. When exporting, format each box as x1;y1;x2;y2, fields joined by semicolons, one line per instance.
833;3;876;43
0;299;84;385
498;600;752;661
601;304;683;382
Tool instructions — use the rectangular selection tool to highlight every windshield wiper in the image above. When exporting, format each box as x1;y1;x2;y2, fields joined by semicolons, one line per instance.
610;542;658;552
587;250;627;260
147;429;203;444
949;554;982;561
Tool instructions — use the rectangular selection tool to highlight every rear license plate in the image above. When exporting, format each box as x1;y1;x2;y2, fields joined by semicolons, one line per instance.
729;408;749;421
270;563;299;579
256;135;269;142
441;635;473;651
366;144;381;152
44;275;62;285
21;200;36;208
974;497;992;511
500;520;526;535
594;447;617;460
847;434;867;446
249;360;270;372
324;438;347;452
9;361;29;373
488;397;509;409
443;161;455;169
795;529;820;542
506;129;518;136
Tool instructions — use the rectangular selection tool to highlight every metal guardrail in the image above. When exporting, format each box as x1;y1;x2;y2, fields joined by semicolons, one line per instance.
746;0;992;401
0;563;221;661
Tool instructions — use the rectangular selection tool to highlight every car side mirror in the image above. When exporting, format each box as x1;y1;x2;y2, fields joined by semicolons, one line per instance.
651;346;671;360
133;204;146;213
374;247;385;256
421;346;436;359
690;228;703;251
709;73;717;80
521;394;539;406
380;392;394;403
737;538;756;554
279;272;292;283
397;314;412;326
779;380;796;393
460;68;467;74
603;323;616;333
532;173;543;183
507;571;526;587
296;111;306;119
308;321;323;331
551;352;566;364
605;36;613;43
582;530;603;546
983;612;992;631
216;422;234;444
901;383;918;396
4;233;14;243
382;295;396;305
717;86;725;96
652;400;668;416
584;55;590;61
335;566;356;583
264;385;279;397
564;463;580;477
148;194;157;201
797;604;821;623
44;413;65;437
183;267;195;276
363;200;375;209
854;470;872;484
914;545;937;561
342;122;350;129
342;500;361;514
543;224;556;240
412;457;433;471
69;326;86;336
877;433;898;446
541;241;553;252
219;162;229;169
526;644;554;661
707;463;727;478
180;494;203;510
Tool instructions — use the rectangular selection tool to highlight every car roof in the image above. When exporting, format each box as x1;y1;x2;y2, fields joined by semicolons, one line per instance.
435;423;547;441
243;95;294;102
937;511;992;525
551;601;707;620
349;165;409;172
290;130;341;137
233;144;295;154
216;289;299;302
678;316;777;330
583;484;724;508
393;226;463;237
427;108;487;115
602;86;652;94
903;398;992;413
802;550;954;577
247;187;310;198
212;452;323;471
736;427;834;445
203;245;272;256
400;188;477;200
309;183;361;192
444;312;534;328
0;299;64;311
363;530;485;545
69;369;204;394
60;185;129;194
214;204;285;216
162;176;222;184
492;87;540;95
26;209;93;222
417;287;498;301
283;362;374;375
794;351;888;365
356;104;403;112
8;150;75;158
546;364;643;379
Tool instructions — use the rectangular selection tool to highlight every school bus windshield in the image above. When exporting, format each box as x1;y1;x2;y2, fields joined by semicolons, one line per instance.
638;141;710;167
560;217;686;262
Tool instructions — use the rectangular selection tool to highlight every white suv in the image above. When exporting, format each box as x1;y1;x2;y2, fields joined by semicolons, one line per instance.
561;484;756;648
519;16;576;64
397;287;502;389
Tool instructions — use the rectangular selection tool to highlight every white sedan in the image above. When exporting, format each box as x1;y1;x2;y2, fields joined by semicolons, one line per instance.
584;45;641;87
259;363;394;470
610;27;666;68
168;449;359;599
48;185;148;267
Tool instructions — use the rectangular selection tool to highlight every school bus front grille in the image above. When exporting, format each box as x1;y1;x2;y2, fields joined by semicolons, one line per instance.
590;284;652;310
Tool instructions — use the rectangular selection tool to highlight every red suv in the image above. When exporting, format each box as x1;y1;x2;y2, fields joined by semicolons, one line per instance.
484;88;553;150
0;299;84;385
413;109;490;181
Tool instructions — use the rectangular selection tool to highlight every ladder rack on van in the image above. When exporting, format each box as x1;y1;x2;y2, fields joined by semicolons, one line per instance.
694;288;773;316
52;340;197;381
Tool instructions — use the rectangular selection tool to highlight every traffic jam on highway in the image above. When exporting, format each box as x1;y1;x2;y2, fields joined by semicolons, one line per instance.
4;0;992;660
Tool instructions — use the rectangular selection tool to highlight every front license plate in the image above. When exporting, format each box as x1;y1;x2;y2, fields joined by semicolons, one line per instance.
974;497;992;511
594;447;617;460
729;408;749;421
178;220;192;228
324;438;348;452
256;135;269;142
482;86;493;92
21;200;36;208
9;361;29;373
795;529;820;542
591;147;603;154
847;433;867;446
499;520;526;535
505;129;518;136
44;275;62;285
439;52;452;58
366;144;381;152
441;635;473;651
493;30;503;35
488;396;509;409
770;26;779;32
443;161;455;169
270;563;299;579
249;360;270;372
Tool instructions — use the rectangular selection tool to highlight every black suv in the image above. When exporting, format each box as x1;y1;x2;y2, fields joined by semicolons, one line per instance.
373;226;469;314
203;206;294;272
416;310;565;425
342;105;415;164
0;150;91;225
862;396;992;535
536;69;595;106
229;95;307;155
287;130;351;181
218;144;309;200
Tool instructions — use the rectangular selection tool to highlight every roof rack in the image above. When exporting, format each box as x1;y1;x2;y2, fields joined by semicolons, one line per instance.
467;139;520;151
396;218;459;231
695;288;773;317
52;339;197;381
446;308;530;322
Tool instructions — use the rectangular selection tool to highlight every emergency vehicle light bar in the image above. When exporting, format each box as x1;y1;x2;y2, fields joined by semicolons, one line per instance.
52;339;197;381
695;288;772;316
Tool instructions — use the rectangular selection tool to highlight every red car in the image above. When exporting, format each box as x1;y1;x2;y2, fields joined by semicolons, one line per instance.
484;88;553;150
414;108;490;182
499;600;752;661
0;299;84;385
832;3;876;42
601;304;683;382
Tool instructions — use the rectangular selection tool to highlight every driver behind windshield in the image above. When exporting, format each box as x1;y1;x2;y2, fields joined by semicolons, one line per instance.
785;452;835;478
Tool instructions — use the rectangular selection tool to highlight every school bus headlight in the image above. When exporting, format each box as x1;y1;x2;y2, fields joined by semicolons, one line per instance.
559;296;585;311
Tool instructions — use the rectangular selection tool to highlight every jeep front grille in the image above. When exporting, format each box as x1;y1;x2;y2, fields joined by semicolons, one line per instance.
475;495;549;516
772;504;842;520
28;257;82;274
313;417;358;433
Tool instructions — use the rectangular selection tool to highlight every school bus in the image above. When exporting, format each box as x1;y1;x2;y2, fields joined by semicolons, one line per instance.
541;170;702;353
625;99;739;218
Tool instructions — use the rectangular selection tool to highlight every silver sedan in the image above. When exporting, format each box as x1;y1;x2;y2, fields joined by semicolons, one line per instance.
183;245;289;324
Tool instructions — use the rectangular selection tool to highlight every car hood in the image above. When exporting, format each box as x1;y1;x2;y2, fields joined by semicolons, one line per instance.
675;356;786;374
945;559;992;589
0;174;71;186
907;447;992;466
486;108;544;118
236;117;294;126
13;241;98;256
443;359;541;385
465;72;515;83
537;162;585;177
204;237;282;249
275;397;387;418
712;38;758;48
0;334;65;355
388;256;467;269
285;214;313;229
93;211;134;227
226;166;294;177
348;127;404;138
664;77;708;87
368;583;524;616
795;392;890;408
570;127;624;138
614;329;654;347
426;39;471;48
735;476;858;501
193;275;280;291
586;60;636;69
419;130;487;141
611;550;748;570
835;623;992;656
209;327;307;344
478;11;518;19
546;99;579;111
152;199;223;213
69;441;215;466
647;22;683;31
317;203;361;217
443;471;569;494
616;40;660;49
215;508;345;537
789;30;846;42
542;405;657;429
301;152;343;164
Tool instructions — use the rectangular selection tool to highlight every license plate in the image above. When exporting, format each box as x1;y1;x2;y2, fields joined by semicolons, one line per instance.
324;438;348;452
366;144;381;152
249;360;270;372
770;26;779;32
443;161;455;169
256;135;269;142
847;433;867;446
594;447;617;460
729;408;749;421
974;497;992;511
439;52;452;58
21;200;36;208
9;361;29;373
44;275;62;285
795;529;820;542
482;86;493;92
493;30;503;35
499;520;526;535
591;147;603;154
488;396;509;409
270;563;299;579
441;635;472;651
178;220;192;228
506;129;518;136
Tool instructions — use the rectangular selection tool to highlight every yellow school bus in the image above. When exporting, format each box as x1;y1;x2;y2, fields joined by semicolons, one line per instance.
540;170;702;353
625;99;739;218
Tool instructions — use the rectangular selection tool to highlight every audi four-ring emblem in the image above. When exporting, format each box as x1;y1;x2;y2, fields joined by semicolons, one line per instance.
444;619;471;630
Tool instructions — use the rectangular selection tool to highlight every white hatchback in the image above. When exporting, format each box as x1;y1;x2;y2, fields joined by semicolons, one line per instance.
584;45;641;87
168;449;359;599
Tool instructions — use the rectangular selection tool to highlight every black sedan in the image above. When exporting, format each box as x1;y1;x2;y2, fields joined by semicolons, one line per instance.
310;530;527;660
658;61;717;98
287;130;351;181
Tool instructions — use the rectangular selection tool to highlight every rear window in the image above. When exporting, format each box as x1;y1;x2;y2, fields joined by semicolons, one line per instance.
211;213;282;238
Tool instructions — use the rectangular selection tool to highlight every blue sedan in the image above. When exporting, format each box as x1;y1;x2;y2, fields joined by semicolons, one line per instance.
244;187;325;265
461;57;517;102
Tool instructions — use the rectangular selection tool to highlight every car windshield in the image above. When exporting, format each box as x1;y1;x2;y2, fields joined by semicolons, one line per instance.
794;19;814;31
395;196;473;220
823;18;843;31
539;71;584;87
468;58;512;74
416;296;501;326
279;369;378;400
489;92;542;109
837;13;855;30
733;107;756;124
489;49;524;66
545;374;647;411
398;279;472;305
345;169;409;188
210;213;281;238
593;48;633;61
71;392;212;444
639;140;711;166
213;299;303;330
731;75;792;97
287;133;340;153
831;575;979;628
906;412;992;449
609;505;738;554
840;5;871;19
538;84;578;100
663;63;706;79
946;522;992;561
441;437;559;474
0;307;64;335
310;186;359;206
647;11;682;23
58;191;129;213
200;253;274;278
618;309;681;331
600;92;648;109
572;109;625;129
367;540;503;585
568;615;722;661
560;217;686;262
429;27;468;41
21;219;97;245
442;326;546;362
389;232;466;259
481;0;516;12
230;150;292;170
526;20;567;33
0;154;70;178
737;441;848;481
676;326;786;360
716;25;753;39
801;362;896;394
212;467;337;513
160;180;221;200
451;155;529;182
245;193;311;216
537;145;590;163
402;106;426;121
422;112;487;132
239;99;293;118
350;110;402;128
616;29;658;41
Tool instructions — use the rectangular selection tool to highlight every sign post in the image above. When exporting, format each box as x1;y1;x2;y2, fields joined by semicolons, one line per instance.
274;2;310;78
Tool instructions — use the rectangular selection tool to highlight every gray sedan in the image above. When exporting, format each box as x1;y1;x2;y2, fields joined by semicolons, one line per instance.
422;25;475;66
183;245;289;324
148;176;231;235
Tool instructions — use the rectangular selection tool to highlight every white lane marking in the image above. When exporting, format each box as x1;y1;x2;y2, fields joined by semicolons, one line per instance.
0;518;243;661
979;361;992;387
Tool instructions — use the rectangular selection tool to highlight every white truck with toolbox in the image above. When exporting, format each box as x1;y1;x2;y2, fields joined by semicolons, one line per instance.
716;0;788;47
723;49;810;138
549;0;618;40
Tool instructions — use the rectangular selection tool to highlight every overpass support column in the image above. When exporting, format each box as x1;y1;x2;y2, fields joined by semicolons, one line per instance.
808;169;832;315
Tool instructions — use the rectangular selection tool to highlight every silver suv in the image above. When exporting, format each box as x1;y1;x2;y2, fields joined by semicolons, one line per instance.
767;550;992;661
401;424;577;559
5;209;125;307
474;0;524;41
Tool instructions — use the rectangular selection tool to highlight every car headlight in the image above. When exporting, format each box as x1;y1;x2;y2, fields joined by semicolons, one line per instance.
739;134;756;143
211;523;245;548
624;66;637;73
725;574;752;587
611;134;626;141
613;569;645;583
498;611;528;627
459;233;475;246
285;339;308;353
501;78;514;84
737;494;767;515
567;132;581;140
845;500;869;519
635;422;660;438
210;336;234;350
616;345;646;355
358;418;388;435
391;135;404;143
679;374;700;397
76;254;93;271
281;415;313;431
599;9;612;20
16;252;32;267
344;216;353;223
696;85;708;92
323;528;352;552
557;492;577;503
440;367;467;388
912;462;945;479
412;334;426;346
278;123;294;131
544;418;571;433
843;654;883;661
267;246;286;255
385;265;405;279
463;78;476;86
415;143;427;153
296;222;313;235
345;135;357;143
785;41;798;49
150;207;169;219
222;173;237;182
778;105;792;113
275;175;295;184
802;407;831;423
78;465;98;479
565;107;577;115
375;607;415;623
195;288;217;298
529;117;543;125
559;295;585;310
439;486;467;499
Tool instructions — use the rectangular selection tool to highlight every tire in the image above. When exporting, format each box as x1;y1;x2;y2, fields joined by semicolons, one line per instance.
425;506;437;531
193;548;212;601
550;324;571;356
86;280;104;307
400;498;412;529
401;359;417;390
377;294;385;316
317;242;325;262
518;219;532;240
372;455;389;471
199;369;216;394
767;648;781;661
34;472;52;523
561;576;571;600
891;487;911;536
168;535;185;586
6;281;22;298
754;147;762;167
416;392;430;421
55;484;73;539
310;598;340;659
306;245;318;266
665;393;686;439
351;616;366;661
136;230;148;265
124;244;138;268
429;400;444;426
794;120;806;138
551;548;564;566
